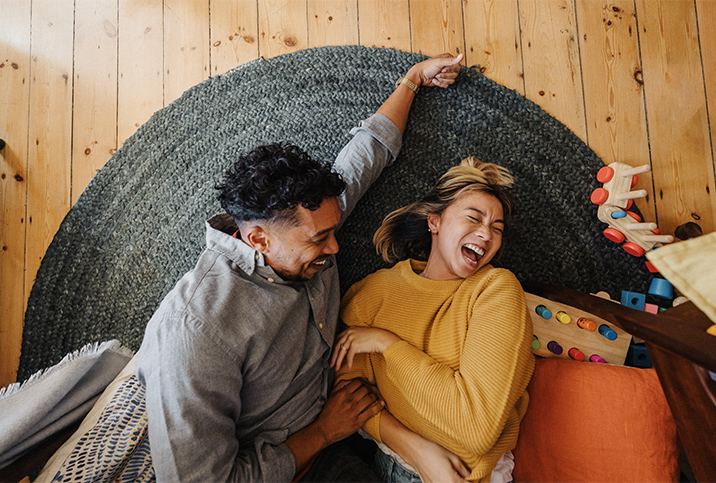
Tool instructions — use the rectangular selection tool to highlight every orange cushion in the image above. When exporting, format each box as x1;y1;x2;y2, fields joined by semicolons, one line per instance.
513;358;680;482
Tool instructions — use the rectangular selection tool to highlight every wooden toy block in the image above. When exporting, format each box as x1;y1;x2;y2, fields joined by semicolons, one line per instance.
645;261;659;273
525;291;632;365
649;277;674;299
626;343;652;368
591;162;674;256
621;290;646;311
644;303;659;314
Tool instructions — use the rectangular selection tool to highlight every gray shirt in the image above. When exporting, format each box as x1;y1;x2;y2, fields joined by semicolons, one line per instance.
135;113;401;483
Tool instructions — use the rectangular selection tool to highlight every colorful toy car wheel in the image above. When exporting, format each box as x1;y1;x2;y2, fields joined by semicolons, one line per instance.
623;241;645;257
626;211;642;222
604;227;626;243
590;188;609;205
597;166;614;183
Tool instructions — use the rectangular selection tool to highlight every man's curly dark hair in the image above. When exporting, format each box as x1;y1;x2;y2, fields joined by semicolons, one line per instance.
217;143;346;225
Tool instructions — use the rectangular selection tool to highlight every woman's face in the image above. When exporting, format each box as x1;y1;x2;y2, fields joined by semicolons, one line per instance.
423;190;504;280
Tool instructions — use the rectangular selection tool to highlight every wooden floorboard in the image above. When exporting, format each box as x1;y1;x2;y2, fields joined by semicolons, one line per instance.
1;0;714;387
637;0;715;236
0;0;32;390
577;0;655;222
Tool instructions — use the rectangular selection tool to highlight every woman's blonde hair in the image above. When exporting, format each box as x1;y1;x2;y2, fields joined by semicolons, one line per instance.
373;157;515;262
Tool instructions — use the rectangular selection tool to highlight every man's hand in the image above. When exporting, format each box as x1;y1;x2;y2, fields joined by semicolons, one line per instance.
285;379;383;471
314;379;384;445
406;53;464;89
380;52;464;133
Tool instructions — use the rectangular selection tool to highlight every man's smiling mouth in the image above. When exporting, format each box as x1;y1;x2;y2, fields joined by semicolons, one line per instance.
312;258;328;267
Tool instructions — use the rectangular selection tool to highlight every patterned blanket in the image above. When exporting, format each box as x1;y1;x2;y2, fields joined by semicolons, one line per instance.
47;375;154;482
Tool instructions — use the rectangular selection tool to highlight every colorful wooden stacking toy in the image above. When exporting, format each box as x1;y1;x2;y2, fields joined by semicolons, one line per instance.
591;162;674;256
525;292;631;365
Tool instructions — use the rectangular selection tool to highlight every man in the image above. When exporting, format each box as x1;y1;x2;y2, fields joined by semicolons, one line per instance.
135;53;464;482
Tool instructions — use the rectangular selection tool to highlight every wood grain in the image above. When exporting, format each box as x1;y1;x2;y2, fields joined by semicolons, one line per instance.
164;0;210;104
463;0;525;94
636;0;715;235
519;0;587;141
410;0;465;57
576;0;655;222
308;0;359;48
24;0;75;365
258;0;308;59
358;0;411;51
0;0;32;387
118;0;163;145
72;0;118;203
211;0;260;76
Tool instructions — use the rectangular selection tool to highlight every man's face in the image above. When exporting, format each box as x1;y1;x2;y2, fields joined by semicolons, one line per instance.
263;197;341;281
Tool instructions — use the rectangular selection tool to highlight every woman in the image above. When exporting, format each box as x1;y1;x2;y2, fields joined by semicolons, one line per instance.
331;157;535;483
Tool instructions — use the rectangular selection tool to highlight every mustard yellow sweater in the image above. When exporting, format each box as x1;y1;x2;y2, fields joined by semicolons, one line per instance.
336;259;535;482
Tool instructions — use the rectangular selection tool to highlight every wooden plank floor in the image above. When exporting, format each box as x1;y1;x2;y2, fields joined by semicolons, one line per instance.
1;0;714;387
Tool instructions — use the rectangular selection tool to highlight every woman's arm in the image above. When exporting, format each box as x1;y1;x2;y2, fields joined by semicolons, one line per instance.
380;410;470;483
332;336;471;483
336;271;535;455
377;53;463;135
331;327;400;371
380;271;535;454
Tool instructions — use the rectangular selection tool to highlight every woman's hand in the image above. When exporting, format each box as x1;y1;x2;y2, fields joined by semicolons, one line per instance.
407;53;464;88
330;327;401;371
410;437;471;483
379;410;470;483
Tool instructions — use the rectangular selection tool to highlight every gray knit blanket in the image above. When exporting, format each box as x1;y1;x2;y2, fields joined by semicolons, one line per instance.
18;45;651;380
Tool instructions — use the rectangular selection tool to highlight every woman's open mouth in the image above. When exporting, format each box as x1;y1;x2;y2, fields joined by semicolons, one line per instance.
462;243;485;266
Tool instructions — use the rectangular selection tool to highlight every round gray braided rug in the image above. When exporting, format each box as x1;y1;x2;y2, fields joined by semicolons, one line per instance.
19;45;652;380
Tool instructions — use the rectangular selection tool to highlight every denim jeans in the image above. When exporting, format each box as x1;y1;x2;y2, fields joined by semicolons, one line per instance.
372;449;422;483
372;447;515;483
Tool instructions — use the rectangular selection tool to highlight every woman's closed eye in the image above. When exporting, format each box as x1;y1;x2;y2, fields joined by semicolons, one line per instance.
467;215;483;225
469;215;503;234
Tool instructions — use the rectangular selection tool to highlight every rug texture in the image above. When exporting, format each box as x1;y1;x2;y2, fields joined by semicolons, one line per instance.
19;45;652;379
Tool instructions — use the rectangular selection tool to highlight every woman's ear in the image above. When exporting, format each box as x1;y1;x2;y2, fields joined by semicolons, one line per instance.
427;213;440;234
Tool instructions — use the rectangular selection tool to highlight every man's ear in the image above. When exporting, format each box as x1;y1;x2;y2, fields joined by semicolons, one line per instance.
242;225;270;253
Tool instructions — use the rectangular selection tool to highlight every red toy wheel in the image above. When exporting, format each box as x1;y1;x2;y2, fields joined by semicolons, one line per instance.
623;242;645;257
626;211;642;222
590;188;609;205
604;228;625;243
630;175;639;188
597;166;614;183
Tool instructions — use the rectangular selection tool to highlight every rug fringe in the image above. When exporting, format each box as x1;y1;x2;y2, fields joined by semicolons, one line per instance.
0;340;134;399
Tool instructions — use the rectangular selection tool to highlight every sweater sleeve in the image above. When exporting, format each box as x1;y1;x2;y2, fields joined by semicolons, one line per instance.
334;281;384;444
381;270;535;455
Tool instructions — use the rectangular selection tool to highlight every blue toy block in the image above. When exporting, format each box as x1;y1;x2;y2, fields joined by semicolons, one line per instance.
626;342;652;368
649;277;674;299
621;290;646;311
